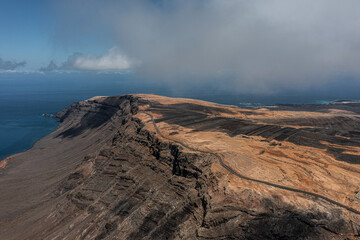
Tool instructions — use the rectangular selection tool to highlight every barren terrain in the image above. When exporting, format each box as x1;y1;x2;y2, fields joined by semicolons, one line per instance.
0;94;359;239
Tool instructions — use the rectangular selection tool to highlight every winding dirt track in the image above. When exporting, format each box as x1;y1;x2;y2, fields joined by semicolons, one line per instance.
143;111;360;215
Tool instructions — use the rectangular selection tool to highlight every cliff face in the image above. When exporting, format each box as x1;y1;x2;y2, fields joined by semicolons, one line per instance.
0;94;359;239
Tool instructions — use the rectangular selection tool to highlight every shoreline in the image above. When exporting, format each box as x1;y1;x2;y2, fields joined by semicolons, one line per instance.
0;116;60;162
0;94;359;239
1;97;359;163
2;96;360;163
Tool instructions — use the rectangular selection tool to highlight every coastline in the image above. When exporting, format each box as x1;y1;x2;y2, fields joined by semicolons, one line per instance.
0;115;59;162
2;98;358;163
0;94;359;239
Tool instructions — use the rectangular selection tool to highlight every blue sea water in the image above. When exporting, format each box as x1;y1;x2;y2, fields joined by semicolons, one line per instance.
1;72;359;161
0;72;170;160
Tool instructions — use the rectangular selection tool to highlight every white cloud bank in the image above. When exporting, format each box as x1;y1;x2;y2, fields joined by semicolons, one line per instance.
40;47;134;72
66;47;132;71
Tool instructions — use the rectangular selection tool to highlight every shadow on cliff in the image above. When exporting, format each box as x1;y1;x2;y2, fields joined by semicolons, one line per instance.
242;212;321;240
57;104;119;138
202;207;349;240
243;210;350;240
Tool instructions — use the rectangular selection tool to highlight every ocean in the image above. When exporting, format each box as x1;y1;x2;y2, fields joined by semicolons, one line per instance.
1;72;359;161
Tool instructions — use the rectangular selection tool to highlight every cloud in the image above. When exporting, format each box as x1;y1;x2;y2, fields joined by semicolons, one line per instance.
39;60;58;72
61;47;133;71
40;47;133;72
50;0;360;93
0;58;26;70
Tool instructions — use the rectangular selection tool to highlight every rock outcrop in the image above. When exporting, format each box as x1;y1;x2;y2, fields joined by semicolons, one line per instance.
0;94;359;239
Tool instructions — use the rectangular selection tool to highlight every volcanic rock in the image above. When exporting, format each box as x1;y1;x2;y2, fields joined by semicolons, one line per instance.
0;94;359;239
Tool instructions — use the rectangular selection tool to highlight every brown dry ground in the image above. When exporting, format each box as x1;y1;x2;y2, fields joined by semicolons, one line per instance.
136;94;360;217
0;94;359;239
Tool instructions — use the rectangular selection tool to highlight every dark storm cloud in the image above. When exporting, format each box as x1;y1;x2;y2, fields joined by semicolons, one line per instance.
0;58;26;70
50;0;360;93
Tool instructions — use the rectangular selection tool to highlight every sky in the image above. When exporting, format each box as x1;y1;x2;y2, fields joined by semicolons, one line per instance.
0;0;114;70
1;0;360;95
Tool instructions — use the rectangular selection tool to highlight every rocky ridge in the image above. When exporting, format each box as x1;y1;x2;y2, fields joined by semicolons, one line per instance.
0;94;359;239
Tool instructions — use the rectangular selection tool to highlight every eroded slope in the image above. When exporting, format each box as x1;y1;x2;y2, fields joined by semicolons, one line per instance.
0;94;359;239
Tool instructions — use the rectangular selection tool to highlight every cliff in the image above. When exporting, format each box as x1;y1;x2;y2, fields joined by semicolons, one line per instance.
0;94;359;239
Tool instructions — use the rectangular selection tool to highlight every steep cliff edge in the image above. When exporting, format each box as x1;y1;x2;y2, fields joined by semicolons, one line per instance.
0;94;359;239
